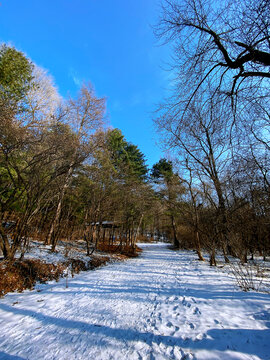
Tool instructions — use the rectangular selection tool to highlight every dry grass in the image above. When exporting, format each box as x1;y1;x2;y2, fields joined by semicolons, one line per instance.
0;240;142;297
0;259;66;297
0;255;111;296
88;255;110;269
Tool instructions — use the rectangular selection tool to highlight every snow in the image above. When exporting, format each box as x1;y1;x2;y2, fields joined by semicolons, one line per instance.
0;243;270;360
21;240;93;264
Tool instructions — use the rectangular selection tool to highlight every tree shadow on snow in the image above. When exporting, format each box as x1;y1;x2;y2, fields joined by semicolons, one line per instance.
0;303;269;359
43;279;269;305
0;352;26;359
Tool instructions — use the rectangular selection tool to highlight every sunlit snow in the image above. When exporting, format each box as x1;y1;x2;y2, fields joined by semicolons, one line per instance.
0;244;269;359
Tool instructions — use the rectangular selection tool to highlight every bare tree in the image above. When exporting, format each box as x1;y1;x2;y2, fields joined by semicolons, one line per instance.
154;0;270;263
46;84;106;250
156;92;233;259
182;161;205;261
25;65;61;125
156;0;270;116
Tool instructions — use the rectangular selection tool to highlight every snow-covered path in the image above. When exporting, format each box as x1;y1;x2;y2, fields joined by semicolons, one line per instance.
0;244;270;360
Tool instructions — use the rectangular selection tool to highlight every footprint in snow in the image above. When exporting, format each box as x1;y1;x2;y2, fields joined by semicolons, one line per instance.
182;298;191;308
172;312;180;319
182;353;195;360
193;307;201;315
195;333;206;341
173;347;194;360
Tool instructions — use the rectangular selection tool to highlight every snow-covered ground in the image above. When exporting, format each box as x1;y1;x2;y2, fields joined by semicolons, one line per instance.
0;243;269;360
20;240;100;264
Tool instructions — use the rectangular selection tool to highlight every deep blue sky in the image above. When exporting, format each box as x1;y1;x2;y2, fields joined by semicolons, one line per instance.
0;0;172;167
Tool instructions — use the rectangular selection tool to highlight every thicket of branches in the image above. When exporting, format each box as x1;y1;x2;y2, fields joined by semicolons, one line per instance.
153;0;270;265
0;44;159;260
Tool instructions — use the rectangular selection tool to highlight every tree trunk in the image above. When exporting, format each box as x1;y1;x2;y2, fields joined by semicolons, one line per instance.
133;214;144;247
210;246;217;266
0;225;12;259
47;164;74;249
171;215;179;248
195;230;205;261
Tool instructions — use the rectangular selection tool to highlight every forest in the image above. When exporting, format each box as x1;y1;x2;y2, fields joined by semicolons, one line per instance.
0;0;269;270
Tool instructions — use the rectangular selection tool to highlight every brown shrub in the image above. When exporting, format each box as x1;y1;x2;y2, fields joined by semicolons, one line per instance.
97;243;141;257
0;255;112;296
0;259;66;297
136;235;152;242
0;243;142;297
65;259;87;275
88;255;110;269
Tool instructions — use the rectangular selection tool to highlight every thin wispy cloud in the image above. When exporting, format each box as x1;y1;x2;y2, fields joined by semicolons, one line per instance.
68;67;83;87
